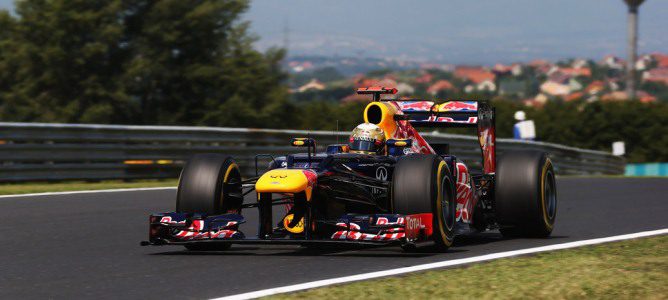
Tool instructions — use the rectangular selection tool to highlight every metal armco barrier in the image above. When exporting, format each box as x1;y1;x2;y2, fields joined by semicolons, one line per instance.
0;122;625;182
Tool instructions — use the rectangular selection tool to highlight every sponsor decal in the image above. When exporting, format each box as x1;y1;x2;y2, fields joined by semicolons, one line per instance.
438;101;478;112
406;217;422;232
283;214;305;234
372;166;388;194
405;214;432;241
426;116;478;124
397;101;434;112
376;217;405;225
455;162;473;223
375;166;388;181
160;216;185;224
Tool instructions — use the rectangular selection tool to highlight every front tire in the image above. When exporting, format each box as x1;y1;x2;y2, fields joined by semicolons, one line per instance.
495;151;557;238
176;154;242;251
176;154;243;215
392;155;456;251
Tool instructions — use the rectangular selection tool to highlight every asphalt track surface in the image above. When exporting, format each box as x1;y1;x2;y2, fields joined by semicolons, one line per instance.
1;178;667;299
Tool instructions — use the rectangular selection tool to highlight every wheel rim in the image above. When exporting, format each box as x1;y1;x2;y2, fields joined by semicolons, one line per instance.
441;176;455;231
544;171;556;220
221;165;242;213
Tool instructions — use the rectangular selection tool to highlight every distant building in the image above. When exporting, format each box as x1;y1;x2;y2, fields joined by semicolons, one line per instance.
571;59;589;69
492;63;523;77
642;67;668;85
635;54;654;71
540;80;571;96
492;64;512;75
564;92;585;102
426;80;455;95
601;91;630;101
600;55;626;70
599;91;657;102
584;80;606;96
598;89;655;103
414;73;434;84
636;91;657;103
289;61;314;73
524;93;549;107
297;79;326;93
540;72;581;96
396;82;416;95
355;78;398;89
455;66;496;92
652;53;668;68
559;67;592;77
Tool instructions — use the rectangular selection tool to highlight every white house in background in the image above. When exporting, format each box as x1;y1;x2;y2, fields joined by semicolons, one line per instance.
395;82;415;95
571;59;589;69
464;80;496;94
600;55;625;70
540;81;570;96
635;54;654;71
297;79;326;93
477;80;496;92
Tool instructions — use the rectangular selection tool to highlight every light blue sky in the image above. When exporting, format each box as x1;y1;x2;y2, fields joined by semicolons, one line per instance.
2;0;666;64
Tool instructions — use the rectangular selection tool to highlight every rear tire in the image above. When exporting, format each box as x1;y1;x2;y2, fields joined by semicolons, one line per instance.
495;151;557;238
392;155;456;251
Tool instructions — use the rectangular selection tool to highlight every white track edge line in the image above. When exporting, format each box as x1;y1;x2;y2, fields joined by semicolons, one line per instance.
212;228;668;300
0;186;177;199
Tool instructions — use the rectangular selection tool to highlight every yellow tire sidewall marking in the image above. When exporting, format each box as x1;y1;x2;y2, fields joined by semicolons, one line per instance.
221;162;239;209
435;160;452;246
540;159;553;230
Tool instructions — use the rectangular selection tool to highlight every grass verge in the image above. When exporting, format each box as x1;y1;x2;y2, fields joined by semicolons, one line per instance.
269;235;668;300
0;179;178;196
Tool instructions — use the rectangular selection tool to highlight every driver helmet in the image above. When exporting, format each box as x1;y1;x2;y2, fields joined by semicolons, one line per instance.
349;123;386;155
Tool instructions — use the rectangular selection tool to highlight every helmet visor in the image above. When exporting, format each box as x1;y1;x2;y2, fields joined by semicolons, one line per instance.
350;139;380;153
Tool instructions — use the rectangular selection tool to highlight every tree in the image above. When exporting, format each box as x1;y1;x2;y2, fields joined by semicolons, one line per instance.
0;0;290;127
0;0;133;123
122;0;285;125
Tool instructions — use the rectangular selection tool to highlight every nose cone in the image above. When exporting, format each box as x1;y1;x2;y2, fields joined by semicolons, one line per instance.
255;169;317;199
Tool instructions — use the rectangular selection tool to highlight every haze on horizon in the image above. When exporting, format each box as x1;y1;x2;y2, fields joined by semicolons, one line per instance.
2;0;666;64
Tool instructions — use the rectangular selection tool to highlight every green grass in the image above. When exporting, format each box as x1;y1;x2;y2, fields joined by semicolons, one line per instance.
269;235;668;300
0;179;178;195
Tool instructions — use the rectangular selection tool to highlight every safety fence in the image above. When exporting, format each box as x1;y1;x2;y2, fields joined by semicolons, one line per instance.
0;122;625;182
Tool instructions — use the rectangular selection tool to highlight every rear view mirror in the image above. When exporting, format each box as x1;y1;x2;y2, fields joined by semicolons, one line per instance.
291;138;316;147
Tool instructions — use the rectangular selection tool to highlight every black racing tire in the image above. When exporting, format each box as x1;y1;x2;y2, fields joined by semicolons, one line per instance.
176;154;243;215
495;151;557;238
392;154;456;251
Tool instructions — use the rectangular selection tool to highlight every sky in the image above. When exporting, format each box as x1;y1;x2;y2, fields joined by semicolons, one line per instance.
2;0;667;64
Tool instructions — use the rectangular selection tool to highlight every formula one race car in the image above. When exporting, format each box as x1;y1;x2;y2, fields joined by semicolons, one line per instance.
141;87;557;252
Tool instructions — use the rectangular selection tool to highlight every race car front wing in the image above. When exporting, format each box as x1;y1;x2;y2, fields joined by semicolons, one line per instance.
141;212;434;247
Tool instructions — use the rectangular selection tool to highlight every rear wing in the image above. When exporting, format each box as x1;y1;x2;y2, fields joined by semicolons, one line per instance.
394;100;496;174
356;87;496;174
394;100;481;127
